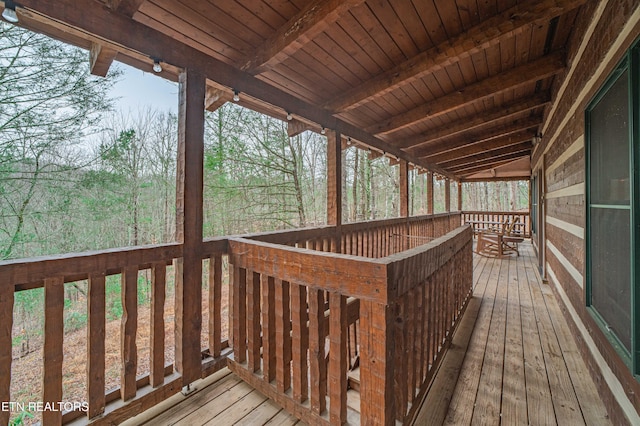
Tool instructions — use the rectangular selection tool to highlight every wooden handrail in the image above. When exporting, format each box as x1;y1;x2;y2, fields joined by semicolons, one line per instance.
0;211;464;425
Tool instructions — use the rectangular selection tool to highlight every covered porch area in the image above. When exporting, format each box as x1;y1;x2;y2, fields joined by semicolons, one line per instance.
117;241;611;426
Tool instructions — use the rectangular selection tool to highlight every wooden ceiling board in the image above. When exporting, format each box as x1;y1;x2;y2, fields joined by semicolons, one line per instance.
285;45;357;91
477;0;498;21
136;3;241;63
413;0;449;46
334;11;395;73
453;152;531;174
233;0;295;27
314;30;379;82
356;4;406;65
206;0;284;38
367;0;421;60
456;0;482;30
438;141;533;169
387;0;433;50
434;0;464;39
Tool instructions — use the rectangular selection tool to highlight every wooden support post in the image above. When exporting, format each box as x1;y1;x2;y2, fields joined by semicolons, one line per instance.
327;129;342;251
400;160;409;217
427;172;434;215
360;300;395;425
445;178;451;212
457;181;463;212
0;283;13;426
43;277;64;425
175;68;205;386
327;129;342;226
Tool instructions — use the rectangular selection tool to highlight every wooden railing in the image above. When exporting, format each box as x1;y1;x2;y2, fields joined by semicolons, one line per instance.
461;210;531;238
0;211;464;425
226;224;473;425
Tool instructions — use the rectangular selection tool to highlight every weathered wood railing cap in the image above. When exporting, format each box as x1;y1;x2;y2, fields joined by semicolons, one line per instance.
228;237;391;303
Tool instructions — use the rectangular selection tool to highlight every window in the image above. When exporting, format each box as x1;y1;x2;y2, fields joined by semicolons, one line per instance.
586;40;639;377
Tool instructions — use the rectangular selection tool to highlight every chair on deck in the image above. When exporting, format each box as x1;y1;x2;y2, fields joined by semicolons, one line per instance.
476;217;524;257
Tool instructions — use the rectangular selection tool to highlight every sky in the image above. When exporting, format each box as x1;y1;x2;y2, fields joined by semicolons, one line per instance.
109;62;178;113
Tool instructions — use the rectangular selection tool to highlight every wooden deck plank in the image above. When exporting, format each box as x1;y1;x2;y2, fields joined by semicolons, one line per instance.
262;409;301;425
471;252;510;425
524;248;585;425
178;381;255;423
203;389;268;425
144;373;241;425
500;255;527;425
523;247;612;426
443;255;501;424
518;246;557;426
234;399;282;426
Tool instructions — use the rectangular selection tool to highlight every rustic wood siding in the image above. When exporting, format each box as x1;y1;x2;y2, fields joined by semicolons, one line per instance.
533;0;640;423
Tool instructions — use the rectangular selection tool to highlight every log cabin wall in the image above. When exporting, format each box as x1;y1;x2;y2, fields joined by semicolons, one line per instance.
531;1;640;424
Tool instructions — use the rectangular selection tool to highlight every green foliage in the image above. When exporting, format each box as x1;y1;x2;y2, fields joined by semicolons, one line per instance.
9;410;34;426
65;311;87;333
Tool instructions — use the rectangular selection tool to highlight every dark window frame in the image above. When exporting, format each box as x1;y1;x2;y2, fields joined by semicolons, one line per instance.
585;39;640;379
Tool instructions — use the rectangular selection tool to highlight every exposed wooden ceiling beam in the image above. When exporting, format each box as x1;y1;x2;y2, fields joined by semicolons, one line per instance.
396;93;549;150
109;0;146;17
18;0;454;179
324;0;585;113
413;116;541;159
439;141;532;169
452;152;530;174
205;87;230;112
240;0;366;74
89;42;117;77
462;176;530;182
366;51;564;136
89;0;146;77
423;128;536;164
287;119;313;137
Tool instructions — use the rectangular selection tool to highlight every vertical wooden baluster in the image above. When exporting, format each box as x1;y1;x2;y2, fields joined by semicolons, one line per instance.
394;298;407;421
360;300;395;426
291;283;309;402
329;292;348;424
0;282;14;426
428;276;435;367
275;279;291;392
309;289;326;415
406;290;416;403
209;254;222;358
43;277;64;425
417;285;426;384
247;271;261;372
87;273;106;418
233;266;247;363
262;275;276;382
150;263;166;387
228;264;234;350
121;266;138;401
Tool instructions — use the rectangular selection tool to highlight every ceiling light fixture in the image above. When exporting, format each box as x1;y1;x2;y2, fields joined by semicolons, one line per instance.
2;1;19;23
233;90;240;102
320;127;326;135
152;58;162;73
286;112;292;121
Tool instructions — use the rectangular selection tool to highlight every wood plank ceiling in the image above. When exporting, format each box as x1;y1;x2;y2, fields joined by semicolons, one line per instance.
9;0;585;180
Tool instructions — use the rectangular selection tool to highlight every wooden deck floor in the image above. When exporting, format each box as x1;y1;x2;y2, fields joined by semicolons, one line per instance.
415;241;611;425
128;242;611;426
